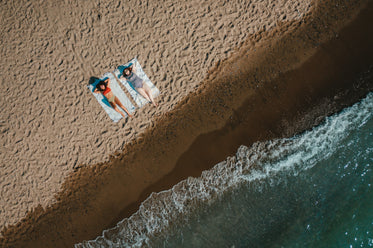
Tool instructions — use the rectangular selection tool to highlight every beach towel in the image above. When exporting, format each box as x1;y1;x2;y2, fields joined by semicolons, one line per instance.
114;57;160;108
88;72;135;122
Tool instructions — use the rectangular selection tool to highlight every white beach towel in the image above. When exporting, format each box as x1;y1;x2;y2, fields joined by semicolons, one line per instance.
114;57;160;108
88;72;135;122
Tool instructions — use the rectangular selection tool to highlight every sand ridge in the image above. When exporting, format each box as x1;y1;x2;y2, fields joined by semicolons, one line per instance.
0;0;313;229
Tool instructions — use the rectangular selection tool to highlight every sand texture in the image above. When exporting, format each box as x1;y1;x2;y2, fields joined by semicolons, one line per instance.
1;0;373;247
0;0;312;229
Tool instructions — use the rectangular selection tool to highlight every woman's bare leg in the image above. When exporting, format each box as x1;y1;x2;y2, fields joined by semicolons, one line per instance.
110;102;126;118
143;84;157;106
114;97;133;117
137;87;152;103
138;84;157;107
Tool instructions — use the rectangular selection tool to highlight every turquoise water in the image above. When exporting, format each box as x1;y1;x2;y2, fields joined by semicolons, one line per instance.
76;92;373;248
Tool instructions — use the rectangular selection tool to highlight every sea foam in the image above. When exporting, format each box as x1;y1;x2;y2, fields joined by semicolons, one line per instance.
76;92;373;248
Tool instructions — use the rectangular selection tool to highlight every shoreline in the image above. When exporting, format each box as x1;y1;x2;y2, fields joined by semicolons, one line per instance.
1;0;373;247
112;0;373;227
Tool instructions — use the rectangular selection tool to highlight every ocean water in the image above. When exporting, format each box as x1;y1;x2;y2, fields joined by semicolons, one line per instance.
76;92;373;248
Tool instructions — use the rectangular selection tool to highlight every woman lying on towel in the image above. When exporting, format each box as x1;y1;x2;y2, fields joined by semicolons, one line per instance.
121;66;158;107
94;78;133;118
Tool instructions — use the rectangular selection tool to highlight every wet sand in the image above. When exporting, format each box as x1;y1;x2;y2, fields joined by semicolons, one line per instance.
113;0;373;225
1;0;373;247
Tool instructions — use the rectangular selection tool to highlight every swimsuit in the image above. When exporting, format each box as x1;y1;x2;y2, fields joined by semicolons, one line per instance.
103;87;111;95
107;95;115;103
102;87;115;103
124;72;143;88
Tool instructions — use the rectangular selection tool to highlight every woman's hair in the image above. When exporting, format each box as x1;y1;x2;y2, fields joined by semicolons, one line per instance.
96;80;107;92
123;66;132;75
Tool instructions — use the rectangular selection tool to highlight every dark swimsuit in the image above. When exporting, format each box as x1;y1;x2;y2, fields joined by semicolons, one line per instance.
124;72;143;88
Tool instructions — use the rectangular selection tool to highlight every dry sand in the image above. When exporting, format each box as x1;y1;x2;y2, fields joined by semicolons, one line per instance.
1;0;373;247
0;0;312;229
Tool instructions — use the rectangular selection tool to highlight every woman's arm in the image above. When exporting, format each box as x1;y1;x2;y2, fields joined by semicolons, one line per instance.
93;88;100;94
104;78;111;87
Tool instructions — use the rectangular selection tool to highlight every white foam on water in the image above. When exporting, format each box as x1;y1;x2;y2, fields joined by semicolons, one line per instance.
75;92;373;248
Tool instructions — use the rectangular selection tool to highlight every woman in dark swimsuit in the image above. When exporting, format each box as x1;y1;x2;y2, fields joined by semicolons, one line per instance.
94;78;133;118
121;66;158;107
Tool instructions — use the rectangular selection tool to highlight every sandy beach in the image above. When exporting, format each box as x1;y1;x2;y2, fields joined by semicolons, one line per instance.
1;0;372;247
